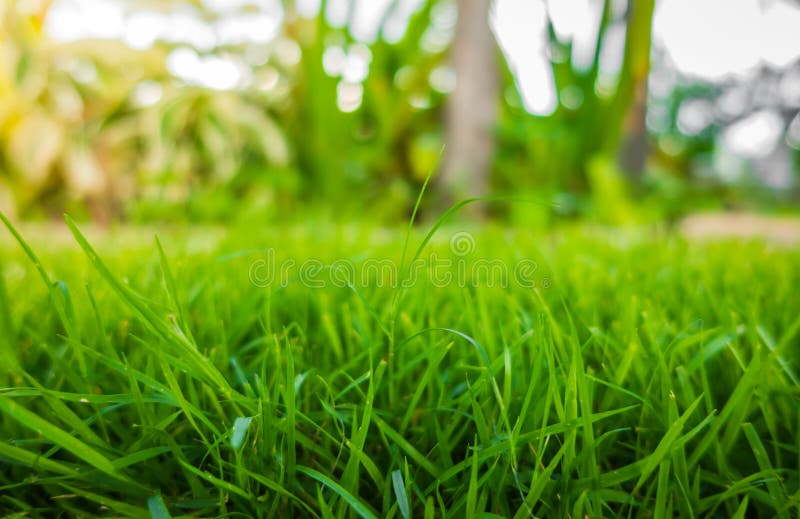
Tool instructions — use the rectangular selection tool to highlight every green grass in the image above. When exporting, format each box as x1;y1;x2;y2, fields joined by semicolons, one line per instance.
0;215;799;517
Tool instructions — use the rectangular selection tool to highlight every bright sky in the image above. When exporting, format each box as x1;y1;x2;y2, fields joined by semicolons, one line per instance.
45;0;800;111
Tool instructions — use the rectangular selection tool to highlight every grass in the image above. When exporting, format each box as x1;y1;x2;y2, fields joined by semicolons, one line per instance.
0;214;799;517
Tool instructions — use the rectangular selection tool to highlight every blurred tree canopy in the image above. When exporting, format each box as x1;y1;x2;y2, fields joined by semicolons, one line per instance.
0;0;797;223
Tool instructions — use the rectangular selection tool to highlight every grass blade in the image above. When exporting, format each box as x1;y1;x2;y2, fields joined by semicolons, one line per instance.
391;469;410;519
0;395;130;483
297;465;379;519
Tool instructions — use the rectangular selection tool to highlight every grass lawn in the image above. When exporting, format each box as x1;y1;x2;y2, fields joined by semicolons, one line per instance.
0;216;798;517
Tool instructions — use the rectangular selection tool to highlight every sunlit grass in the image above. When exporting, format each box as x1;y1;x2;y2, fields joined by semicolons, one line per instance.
0;214;798;517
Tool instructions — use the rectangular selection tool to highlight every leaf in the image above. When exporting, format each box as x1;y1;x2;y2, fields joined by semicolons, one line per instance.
685;332;735;374
297;465;379;519
230;416;253;450
148;494;172;519
742;423;787;519
634;395;704;492
392;469;410;519
0;395;130;483
0;440;80;476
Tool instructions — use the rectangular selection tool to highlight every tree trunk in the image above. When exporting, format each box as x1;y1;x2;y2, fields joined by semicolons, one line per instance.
617;78;649;178
439;0;498;215
606;0;655;182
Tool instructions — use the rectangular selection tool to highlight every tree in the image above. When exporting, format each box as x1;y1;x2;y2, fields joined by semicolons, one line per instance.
608;0;656;182
439;0;498;213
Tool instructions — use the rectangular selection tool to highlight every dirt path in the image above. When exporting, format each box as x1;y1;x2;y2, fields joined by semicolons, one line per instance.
680;212;800;245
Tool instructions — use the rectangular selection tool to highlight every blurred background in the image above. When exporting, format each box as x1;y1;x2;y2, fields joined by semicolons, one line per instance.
1;0;799;225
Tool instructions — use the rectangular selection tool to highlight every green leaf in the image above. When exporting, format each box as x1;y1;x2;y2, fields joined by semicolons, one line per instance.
147;494;172;519
297;465;379;519
230;416;253;450
0;395;130;483
391;469;410;519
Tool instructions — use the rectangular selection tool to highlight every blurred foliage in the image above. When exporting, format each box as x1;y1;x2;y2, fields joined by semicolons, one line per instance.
0;0;291;221
0;0;797;223
0;1;143;218
494;0;656;219
281;1;449;222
